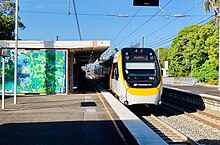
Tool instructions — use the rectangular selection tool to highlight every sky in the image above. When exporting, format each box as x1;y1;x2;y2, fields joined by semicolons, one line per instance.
15;0;214;57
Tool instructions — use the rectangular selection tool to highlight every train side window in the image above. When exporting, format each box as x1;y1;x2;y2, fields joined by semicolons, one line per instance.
115;64;119;81
114;68;118;80
112;63;119;80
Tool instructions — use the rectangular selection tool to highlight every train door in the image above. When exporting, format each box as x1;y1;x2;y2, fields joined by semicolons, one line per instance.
111;62;119;93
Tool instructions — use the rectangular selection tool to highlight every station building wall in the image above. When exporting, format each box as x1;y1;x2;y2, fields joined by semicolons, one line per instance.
0;49;66;94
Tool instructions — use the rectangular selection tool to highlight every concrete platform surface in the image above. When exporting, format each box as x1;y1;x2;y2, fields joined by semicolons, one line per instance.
164;84;220;97
0;90;137;145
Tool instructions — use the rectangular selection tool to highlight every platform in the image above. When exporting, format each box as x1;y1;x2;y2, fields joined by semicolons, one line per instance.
0;79;167;145
164;84;220;98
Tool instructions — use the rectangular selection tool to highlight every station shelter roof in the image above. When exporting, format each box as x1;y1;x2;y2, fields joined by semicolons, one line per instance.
0;40;110;65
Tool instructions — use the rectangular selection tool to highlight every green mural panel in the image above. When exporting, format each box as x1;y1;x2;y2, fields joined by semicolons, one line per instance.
0;50;66;93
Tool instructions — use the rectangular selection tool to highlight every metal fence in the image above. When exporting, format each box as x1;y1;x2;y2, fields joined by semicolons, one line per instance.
163;77;197;86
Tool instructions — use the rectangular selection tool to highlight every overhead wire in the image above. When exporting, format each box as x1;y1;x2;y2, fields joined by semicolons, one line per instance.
20;10;136;17
146;0;204;40
111;8;142;43
150;33;177;47
149;15;215;48
148;0;204;47
19;0;211;46
20;10;209;18
112;0;173;49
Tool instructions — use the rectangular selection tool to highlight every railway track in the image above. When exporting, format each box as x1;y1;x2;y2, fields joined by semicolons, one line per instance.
95;78;220;144
95;79;199;144
163;101;220;131
141;115;198;145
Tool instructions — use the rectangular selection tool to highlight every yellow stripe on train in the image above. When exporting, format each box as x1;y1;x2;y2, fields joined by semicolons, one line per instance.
127;83;161;96
127;87;159;96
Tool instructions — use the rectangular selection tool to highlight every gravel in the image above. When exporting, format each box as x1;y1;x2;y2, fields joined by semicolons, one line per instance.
157;113;220;145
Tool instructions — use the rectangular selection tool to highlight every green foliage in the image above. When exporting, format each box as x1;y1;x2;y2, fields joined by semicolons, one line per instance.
203;0;218;13
168;20;219;84
193;60;218;85
0;1;25;40
205;28;219;68
155;47;169;68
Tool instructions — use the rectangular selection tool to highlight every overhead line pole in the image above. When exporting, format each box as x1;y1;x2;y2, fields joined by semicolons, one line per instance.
216;7;220;91
208;0;219;90
68;0;71;15
72;0;82;40
218;9;220;91
2;55;5;109
14;0;19;104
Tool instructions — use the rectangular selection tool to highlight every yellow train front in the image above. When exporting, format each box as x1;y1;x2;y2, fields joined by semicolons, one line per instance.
109;48;162;105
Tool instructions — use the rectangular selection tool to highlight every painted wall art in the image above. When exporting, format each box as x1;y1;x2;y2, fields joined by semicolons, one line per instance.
0;50;66;93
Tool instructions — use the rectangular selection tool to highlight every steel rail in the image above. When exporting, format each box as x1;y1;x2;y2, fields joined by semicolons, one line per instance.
141;115;198;145
163;102;220;131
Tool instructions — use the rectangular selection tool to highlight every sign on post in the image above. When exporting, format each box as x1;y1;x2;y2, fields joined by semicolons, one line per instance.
0;48;10;57
0;47;2;56
92;41;98;48
0;48;10;110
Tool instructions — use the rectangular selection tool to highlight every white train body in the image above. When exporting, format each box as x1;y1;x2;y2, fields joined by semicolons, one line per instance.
109;48;163;105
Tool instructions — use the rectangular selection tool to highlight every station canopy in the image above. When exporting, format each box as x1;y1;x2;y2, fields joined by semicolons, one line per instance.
0;40;110;65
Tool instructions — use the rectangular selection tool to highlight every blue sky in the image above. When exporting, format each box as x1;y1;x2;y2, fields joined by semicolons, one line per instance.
16;0;214;56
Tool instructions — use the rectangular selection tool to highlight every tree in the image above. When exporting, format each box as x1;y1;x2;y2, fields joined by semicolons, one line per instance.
0;1;25;40
203;0;218;12
203;0;219;27
168;20;218;83
205;21;219;69
155;47;169;68
193;60;218;84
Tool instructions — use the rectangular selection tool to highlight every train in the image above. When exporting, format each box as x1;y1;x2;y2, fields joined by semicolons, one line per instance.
92;47;163;106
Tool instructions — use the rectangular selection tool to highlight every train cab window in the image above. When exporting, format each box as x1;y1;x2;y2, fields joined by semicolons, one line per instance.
121;48;161;88
125;62;156;77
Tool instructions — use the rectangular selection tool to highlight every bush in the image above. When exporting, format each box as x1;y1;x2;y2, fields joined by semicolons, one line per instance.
193;60;218;84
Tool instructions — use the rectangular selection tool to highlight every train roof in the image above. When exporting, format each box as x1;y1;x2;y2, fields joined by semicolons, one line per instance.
121;47;154;51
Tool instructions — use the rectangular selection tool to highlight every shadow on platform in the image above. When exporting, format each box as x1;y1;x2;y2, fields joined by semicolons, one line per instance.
0;120;138;145
198;139;220;145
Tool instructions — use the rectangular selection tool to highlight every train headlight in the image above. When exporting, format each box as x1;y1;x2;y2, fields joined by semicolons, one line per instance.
125;56;130;60
149;77;155;80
